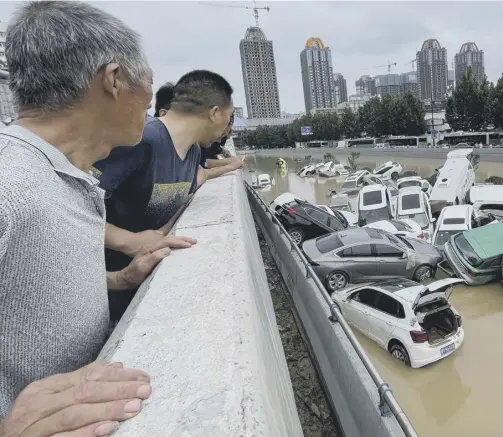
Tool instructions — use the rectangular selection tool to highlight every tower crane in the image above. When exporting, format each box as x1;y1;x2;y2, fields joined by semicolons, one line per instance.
362;61;397;73
199;1;270;27
405;59;416;71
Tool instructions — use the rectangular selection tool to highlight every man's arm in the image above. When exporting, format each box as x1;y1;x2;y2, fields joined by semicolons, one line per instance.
196;156;244;187
206;157;234;169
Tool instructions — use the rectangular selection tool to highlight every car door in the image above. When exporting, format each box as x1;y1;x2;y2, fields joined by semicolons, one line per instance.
338;244;379;281
343;288;378;335
373;243;408;279
365;291;402;347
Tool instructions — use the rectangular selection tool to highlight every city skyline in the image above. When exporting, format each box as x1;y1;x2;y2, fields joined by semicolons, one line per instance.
1;1;502;116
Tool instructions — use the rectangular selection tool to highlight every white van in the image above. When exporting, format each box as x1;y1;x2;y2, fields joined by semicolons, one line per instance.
429;149;476;216
468;184;503;204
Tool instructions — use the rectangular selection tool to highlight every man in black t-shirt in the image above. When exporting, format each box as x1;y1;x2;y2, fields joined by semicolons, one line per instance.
93;70;236;322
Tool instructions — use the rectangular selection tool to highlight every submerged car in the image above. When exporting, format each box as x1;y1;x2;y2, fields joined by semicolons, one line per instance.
276;199;349;245
373;160;403;181
439;222;503;285
332;277;465;368
356;184;395;226
302;228;442;291
396;187;435;241
432;205;498;252
397;176;432;196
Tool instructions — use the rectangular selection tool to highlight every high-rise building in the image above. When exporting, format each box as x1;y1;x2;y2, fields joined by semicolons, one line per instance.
447;70;455;93
234;107;244;118
300;37;336;114
399;71;417;97
374;74;400;96
0;21;7;66
239;27;281;119
416;39;448;104
333;73;348;104
355;75;376;96
455;42;485;85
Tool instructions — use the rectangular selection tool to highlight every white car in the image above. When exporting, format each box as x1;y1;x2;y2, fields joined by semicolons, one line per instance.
356;184;395;226
396;187;435;241
397;176;432;196
252;173;274;188
332;277;465;368
432;205;498;251
270;192;303;213
364;219;425;240
373;160;403;181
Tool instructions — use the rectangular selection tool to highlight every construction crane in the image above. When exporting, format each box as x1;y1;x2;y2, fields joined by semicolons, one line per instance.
199;1;270;27
405;59;416;71
362;61;397;73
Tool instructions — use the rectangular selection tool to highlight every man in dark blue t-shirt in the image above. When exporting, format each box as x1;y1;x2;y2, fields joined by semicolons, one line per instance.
93;70;235;322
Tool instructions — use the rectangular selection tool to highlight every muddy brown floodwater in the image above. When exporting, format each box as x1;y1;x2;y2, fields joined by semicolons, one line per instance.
246;153;503;437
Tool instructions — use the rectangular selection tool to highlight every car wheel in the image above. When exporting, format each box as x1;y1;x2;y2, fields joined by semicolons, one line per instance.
288;227;305;245
326;271;348;291
391;172;399;181
414;265;433;282
390;343;411;367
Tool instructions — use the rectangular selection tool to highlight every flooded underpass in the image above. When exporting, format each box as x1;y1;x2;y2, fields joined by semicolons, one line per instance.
246;152;503;437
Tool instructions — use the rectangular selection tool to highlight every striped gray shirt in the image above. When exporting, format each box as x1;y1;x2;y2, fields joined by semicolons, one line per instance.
0;126;110;419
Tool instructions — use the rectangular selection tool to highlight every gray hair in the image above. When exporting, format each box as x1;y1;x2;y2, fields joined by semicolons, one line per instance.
6;1;151;113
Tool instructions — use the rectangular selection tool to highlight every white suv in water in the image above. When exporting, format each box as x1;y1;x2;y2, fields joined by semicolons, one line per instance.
332;277;465;368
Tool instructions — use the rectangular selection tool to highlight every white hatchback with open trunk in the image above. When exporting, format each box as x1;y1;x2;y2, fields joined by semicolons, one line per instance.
332;277;465;368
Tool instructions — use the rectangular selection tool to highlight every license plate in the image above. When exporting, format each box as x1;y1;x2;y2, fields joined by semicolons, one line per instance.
441;343;455;356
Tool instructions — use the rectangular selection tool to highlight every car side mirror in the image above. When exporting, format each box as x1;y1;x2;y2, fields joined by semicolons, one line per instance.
358;218;366;227
401;253;407;259
431;217;436;223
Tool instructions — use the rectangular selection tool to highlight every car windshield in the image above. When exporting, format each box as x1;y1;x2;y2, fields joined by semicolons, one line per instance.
341;180;356;189
399;212;429;229
434;230;460;248
359;206;392;224
315;234;344;254
399;180;421;189
454;234;484;267
362;190;383;206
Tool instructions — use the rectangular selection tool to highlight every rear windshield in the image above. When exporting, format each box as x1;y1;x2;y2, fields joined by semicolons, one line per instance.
399;180;420;189
401;193;421;210
390;220;412;232
454;234;483;267
362;191;383;206
443;218;465;225
315;234;344;254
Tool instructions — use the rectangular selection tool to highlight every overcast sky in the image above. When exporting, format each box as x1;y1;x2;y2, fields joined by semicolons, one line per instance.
2;1;503;116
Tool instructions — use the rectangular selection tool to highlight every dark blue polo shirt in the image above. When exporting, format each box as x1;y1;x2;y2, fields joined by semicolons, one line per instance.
93;116;201;270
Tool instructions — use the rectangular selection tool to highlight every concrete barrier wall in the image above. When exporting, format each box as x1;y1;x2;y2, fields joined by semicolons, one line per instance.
248;189;408;437
99;170;304;436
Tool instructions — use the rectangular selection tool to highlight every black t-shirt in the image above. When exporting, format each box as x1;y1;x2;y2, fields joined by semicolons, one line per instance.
199;136;227;168
93;117;201;271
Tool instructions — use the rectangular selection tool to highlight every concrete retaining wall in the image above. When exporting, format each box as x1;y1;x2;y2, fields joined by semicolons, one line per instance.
247;189;408;437
99;170;303;436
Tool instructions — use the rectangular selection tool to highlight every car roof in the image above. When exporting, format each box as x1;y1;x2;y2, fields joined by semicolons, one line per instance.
342;278;424;303
461;222;503;259
360;184;385;193
441;205;471;220
398;176;423;182
337;227;386;245
399;186;423;193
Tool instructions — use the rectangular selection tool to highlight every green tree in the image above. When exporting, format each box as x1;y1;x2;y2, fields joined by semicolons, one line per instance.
489;74;503;130
446;69;488;131
340;108;358;139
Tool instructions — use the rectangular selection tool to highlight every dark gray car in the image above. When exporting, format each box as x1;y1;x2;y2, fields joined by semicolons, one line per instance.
302;228;442;291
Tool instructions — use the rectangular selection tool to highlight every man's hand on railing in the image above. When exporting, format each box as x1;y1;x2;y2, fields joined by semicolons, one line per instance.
0;361;151;437
124;230;197;258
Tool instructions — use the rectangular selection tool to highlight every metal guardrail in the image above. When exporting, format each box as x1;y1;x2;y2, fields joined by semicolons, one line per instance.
245;182;419;437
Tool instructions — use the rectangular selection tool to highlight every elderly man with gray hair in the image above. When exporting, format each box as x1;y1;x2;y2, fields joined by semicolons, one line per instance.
0;0;193;430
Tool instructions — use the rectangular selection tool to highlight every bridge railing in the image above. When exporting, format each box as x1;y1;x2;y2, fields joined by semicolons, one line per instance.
246;183;419;437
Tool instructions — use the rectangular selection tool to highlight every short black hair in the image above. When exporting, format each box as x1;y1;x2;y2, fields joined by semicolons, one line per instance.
154;82;175;117
170;70;233;114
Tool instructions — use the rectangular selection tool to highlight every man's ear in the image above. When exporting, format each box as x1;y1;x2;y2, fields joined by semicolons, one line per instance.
208;106;218;122
102;63;121;100
159;109;168;117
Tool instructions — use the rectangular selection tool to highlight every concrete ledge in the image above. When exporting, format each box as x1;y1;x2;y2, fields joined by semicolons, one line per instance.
248;189;408;437
99;170;303;436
